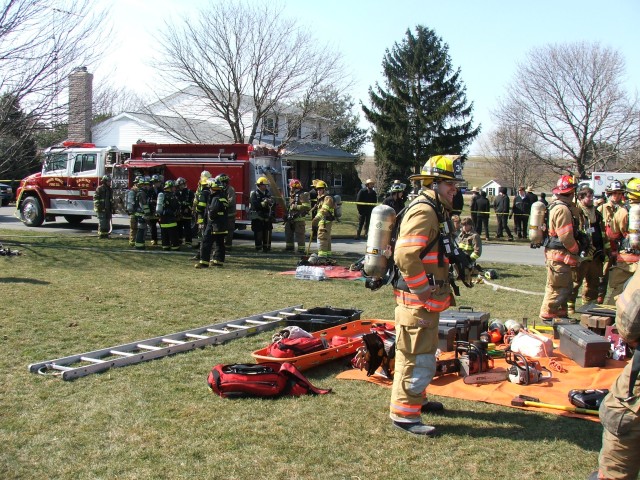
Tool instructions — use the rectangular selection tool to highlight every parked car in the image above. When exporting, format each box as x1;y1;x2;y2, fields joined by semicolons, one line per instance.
0;182;13;206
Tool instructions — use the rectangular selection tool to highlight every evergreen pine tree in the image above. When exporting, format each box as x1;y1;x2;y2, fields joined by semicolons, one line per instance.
0;94;38;179
363;26;479;184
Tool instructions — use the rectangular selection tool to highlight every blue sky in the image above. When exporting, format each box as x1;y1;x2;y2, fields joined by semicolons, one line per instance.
102;0;640;155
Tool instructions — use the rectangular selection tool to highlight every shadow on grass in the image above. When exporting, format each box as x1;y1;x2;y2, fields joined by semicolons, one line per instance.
436;408;602;450
0;276;50;284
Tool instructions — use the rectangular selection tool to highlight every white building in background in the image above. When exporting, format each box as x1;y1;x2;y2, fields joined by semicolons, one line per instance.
91;86;356;193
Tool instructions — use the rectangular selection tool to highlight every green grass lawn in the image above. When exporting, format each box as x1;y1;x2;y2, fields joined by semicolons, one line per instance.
0;227;603;480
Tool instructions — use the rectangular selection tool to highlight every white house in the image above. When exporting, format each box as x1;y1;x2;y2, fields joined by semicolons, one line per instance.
480;179;517;197
91;86;357;193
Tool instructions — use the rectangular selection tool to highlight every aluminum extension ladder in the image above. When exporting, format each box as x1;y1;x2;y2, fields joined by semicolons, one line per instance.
29;305;305;381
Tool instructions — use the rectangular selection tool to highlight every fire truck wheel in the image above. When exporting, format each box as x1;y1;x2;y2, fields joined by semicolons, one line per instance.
21;197;44;227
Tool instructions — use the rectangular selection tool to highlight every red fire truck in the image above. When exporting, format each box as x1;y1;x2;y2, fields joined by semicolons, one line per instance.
16;142;287;228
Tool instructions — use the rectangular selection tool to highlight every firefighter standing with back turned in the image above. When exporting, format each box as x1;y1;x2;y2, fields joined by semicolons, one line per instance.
539;175;584;322
134;176;151;250
94;174;113;239
250;176;274;252
390;154;467;436
195;179;228;268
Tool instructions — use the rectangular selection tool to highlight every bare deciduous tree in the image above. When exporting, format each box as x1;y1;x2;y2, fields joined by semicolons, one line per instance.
152;0;346;145
494;42;639;178
0;0;107;176
482;118;542;190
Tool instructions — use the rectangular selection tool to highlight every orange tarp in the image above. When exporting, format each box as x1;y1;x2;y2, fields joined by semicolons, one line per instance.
336;350;627;421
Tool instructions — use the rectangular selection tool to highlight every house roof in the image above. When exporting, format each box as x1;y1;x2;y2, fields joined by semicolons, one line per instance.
280;141;357;164
115;112;233;143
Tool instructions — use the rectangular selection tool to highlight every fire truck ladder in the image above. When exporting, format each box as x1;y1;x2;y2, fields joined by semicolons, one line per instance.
28;305;302;381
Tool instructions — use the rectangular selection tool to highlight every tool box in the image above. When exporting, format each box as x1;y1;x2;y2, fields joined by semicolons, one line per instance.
252;319;393;371
439;307;489;341
282;307;363;332
557;324;611;368
438;320;471;351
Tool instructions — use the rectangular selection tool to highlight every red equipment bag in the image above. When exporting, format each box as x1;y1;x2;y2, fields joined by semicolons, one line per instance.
207;362;331;398
266;337;325;358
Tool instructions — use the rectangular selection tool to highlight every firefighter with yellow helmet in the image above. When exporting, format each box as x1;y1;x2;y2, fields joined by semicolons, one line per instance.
311;180;335;258
539;175;583;321
390;154;466;436
604;177;640;304
249;176;274;252
285;178;310;253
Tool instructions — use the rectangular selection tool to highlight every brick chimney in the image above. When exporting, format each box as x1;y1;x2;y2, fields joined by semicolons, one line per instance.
67;67;93;143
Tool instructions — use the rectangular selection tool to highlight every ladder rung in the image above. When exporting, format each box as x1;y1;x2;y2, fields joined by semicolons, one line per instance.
80;357;106;364
294;308;308;312
185;333;208;339
110;350;135;357
279;311;296;316
262;316;282;321
245;319;268;325
226;323;250;330
51;364;74;372
162;338;186;345
137;344;162;351
206;328;228;334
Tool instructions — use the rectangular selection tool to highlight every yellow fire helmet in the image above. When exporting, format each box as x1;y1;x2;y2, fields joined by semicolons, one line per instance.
409;155;465;183
256;176;269;186
315;180;328;189
626;177;640;202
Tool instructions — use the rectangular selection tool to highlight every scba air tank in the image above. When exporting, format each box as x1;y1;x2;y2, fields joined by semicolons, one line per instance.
628;203;640;250
528;201;547;245
156;192;165;216
333;195;342;219
363;205;397;279
125;189;136;213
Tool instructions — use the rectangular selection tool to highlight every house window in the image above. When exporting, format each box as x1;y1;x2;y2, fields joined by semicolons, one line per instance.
73;154;97;173
263;117;276;136
288;120;301;139
333;174;343;187
487;187;495;197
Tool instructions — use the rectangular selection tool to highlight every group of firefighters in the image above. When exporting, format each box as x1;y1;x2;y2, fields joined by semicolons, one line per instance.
538;176;639;322
92;171;339;265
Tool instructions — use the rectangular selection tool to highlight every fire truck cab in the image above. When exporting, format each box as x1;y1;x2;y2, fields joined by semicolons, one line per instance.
15;142;129;227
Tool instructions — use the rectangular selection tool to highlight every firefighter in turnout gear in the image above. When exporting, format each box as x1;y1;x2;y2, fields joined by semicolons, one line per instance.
599;180;626;302
134;176;151;250
157;180;181;251
94;175;114;239
216;174;236;249
604;178;640;304
192;175;212;254
567;186;606;314
457;216;482;263
590;268;640;480
312;180;335;258
390;154;467;436
539;175;584;321
147;174;162;246
249;176;274;252
195;179;228;268
127;176;141;246
285;178;310;253
192;171;212;248
175;177;194;246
